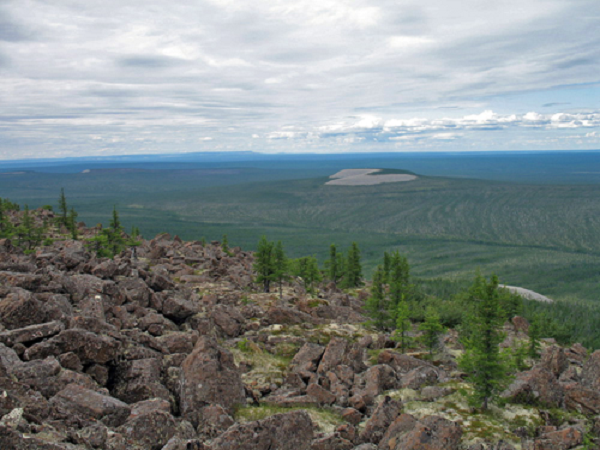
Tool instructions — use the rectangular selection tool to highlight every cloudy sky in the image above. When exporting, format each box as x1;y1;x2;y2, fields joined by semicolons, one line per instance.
0;0;599;159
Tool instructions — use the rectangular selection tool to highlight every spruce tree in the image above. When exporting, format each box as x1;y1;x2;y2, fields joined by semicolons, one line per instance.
528;316;542;360
68;207;78;240
419;307;444;357
344;242;362;288
222;234;231;256
364;265;390;330
254;236;275;293
326;244;341;286
58;188;68;227
389;251;412;316
459;273;512;410
273;241;289;299
392;301;413;353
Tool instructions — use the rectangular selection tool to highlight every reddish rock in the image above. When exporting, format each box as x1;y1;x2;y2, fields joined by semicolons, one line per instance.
401;366;442;390
307;383;337;405
539;346;569;378
317;337;348;374
210;410;314;450
377;350;435;374
180;336;245;421
162;295;199;322
392;415;462;450
211;304;246;337
502;367;563;407
157;331;198;354
266;306;315;325
341;407;363;426
291;343;325;373
311;433;354;450
196;404;235;440
113;358;170;404
512;316;530;334
24;329;119;365
581;350;600;390
50;384;131;427
534;426;583;450
117;408;177;450
564;384;600;415
379;413;418;450
0;288;47;329
360;396;402;444
0;320;64;346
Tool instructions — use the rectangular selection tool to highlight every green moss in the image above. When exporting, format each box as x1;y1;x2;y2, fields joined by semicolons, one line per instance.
234;405;343;433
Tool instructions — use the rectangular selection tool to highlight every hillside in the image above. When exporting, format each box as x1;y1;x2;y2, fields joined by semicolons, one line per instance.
1;208;600;449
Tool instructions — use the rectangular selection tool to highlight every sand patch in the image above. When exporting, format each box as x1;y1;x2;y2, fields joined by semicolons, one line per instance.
326;168;417;186
500;285;554;303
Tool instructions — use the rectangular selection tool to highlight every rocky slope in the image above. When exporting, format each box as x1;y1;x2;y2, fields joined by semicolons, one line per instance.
0;209;599;449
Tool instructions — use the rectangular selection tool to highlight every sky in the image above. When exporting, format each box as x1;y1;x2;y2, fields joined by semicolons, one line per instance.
0;0;599;159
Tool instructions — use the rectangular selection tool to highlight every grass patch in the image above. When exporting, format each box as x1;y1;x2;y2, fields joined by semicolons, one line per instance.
234;404;343;433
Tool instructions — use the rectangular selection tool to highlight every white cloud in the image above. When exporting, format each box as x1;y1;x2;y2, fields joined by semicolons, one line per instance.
0;0;599;157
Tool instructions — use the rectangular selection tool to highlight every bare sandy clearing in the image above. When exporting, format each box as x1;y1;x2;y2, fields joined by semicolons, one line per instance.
500;285;554;303
326;168;417;185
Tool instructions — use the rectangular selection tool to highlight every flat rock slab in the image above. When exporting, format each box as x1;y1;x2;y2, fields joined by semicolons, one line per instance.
50;384;131;427
0;321;64;346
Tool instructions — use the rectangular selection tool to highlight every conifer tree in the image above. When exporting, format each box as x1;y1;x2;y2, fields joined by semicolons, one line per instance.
325;244;342;286
254;235;275;293
389;251;412;315
68;207;78;240
58;188;68;227
459;273;512;410
222;234;231;256
382;251;392;284
419;307;444;357
364;265;390;330
344;242;362;288
292;256;322;294
273;240;289;299
528;316;542;360
392;301;412;353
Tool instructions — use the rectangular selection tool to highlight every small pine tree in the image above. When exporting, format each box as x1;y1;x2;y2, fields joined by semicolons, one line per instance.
458;273;513;410
273;241;289;299
419;307;444;357
222;234;231;256
364;265;390;330
254;236;275;293
68;207;78;240
58;188;68;227
528;316;542;360
325;244;341;286
344;242;362;288
392;301;413;353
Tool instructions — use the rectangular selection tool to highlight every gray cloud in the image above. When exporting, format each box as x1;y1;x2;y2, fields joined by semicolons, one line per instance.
0;0;599;158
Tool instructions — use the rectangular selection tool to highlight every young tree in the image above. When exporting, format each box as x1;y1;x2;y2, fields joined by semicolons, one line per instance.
392;301;413;353
291;256;322;294
382;251;392;284
459;273;512;410
364;265;391;330
344;242;363;288
273;240;289;298
419;307;444;357
389;251;413;317
254;235;275;293
325;244;342;286
528;316;542;360
68;207;78;240
222;234;231;256
58;188;68;227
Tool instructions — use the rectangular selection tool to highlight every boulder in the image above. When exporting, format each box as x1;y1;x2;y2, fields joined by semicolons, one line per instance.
195;404;235;440
534;426;583;450
581;350;600;390
379;413;418;450
359;396;401;444
401;366;442;390
211;304;246;337
209;410;314;450
291;343;325;373
377;351;435;374
50;384;131;428
117;408;177;450
0;288;47;329
24;329;119;365
179;336;245;422
0;320;64;346
311;433;354;450
391;415;462;450
317;337;349;374
539;346;569;378
162;296;199;322
564;384;600;415
502;367;563;407
113;358;170;404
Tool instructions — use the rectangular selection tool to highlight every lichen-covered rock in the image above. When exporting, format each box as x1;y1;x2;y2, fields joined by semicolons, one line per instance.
290;343;325;373
117;408;177;450
502;367;563;407
539;346;569;378
581;350;600;390
211;304;246;337
180;336;245;422
564;384;600;414
391;415;462;450
0;320;64;346
379;413;418;450
311;433;354;450
113;357;170;404
209;410;314;450
359;396;401;444
377;351;435;375
534;426;583;450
